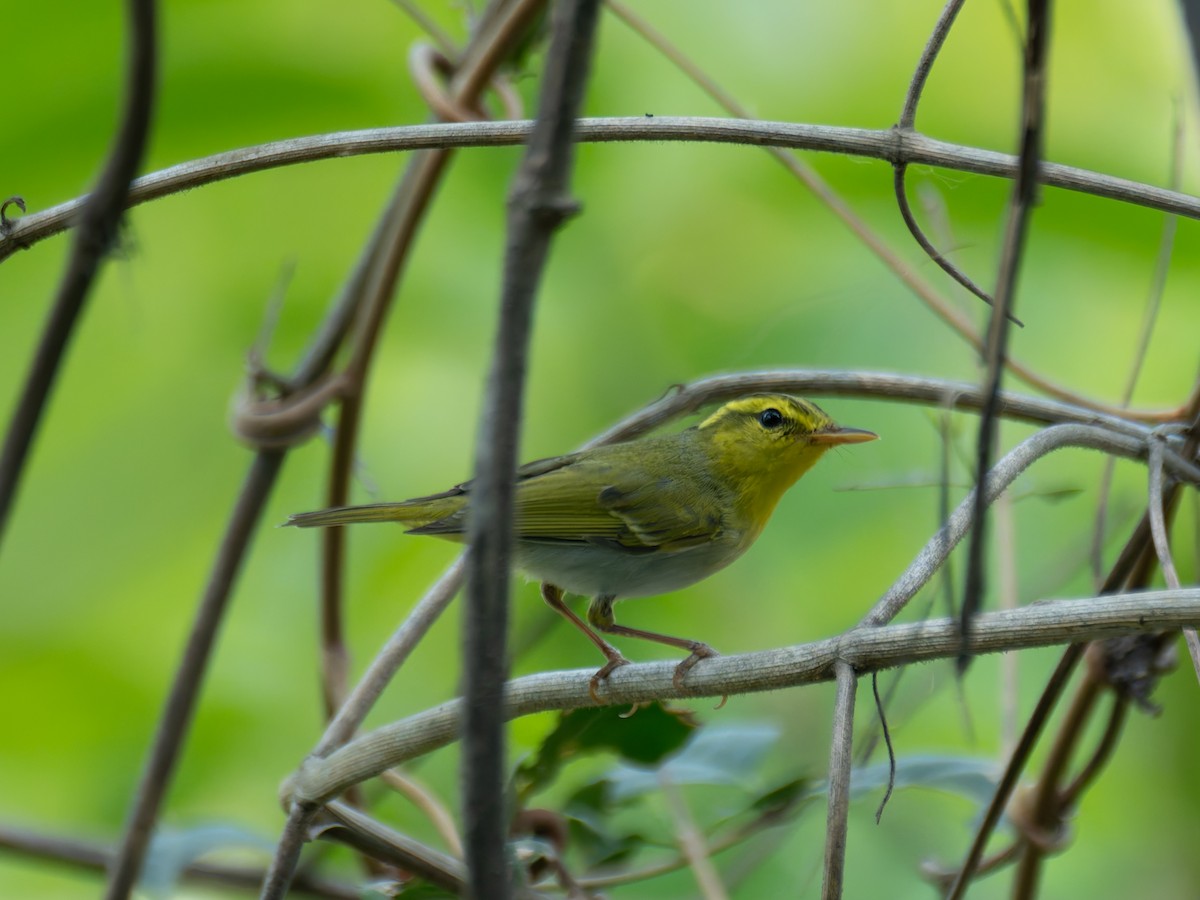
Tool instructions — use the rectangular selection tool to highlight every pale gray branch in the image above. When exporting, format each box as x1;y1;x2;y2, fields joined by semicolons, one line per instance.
1148;438;1200;680
865;423;1199;627
284;589;1200;805
5;118;1199;261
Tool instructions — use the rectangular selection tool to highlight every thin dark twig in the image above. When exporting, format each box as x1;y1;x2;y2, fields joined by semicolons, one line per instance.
0;0;156;549
944;642;1084;900
947;393;1200;895
319;151;450;719
893;0;1018;319
892;166;1013;318
104;452;284;899
898;0;967;129
871;672;897;824
1057;693;1129;808
0;821;356;899
959;0;1051;670
315;0;548;722
389;0;458;56
262;4;553;896
1009;659;1105;897
461;2;601;896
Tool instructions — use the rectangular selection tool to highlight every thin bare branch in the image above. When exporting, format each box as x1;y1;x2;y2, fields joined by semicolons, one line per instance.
461;2;601;894
389;0;458;56
283;589;1200;806
318;801;468;893
0;822;357;899
960;0;1052;667
945;642;1084;900
1148;438;1200;680
892;166;1006;315
660;774;730;900
893;0;1012;318
6;120;1200;255
379;769;464;858
821;662;857;900
106;452;284;899
0;0;156;548
261;1;555;895
898;0;968;129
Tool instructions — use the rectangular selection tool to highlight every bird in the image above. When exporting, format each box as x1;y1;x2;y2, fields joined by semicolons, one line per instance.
287;393;876;699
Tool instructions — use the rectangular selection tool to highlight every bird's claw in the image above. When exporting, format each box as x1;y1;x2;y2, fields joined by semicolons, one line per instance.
588;655;631;704
672;644;723;706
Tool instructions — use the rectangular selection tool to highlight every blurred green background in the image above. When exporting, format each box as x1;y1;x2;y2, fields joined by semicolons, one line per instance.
2;1;1199;896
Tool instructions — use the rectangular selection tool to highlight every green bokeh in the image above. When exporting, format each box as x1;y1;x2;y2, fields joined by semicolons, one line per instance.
2;1;1198;897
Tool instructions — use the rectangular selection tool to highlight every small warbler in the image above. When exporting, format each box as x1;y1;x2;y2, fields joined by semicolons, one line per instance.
288;394;876;697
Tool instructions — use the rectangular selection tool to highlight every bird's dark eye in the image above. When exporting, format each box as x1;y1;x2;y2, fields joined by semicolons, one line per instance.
758;408;784;429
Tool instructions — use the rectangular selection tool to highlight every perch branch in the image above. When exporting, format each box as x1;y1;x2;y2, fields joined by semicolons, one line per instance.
282;589;1200;806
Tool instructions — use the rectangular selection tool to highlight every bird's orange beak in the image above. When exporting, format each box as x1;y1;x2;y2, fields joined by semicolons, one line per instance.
811;425;879;446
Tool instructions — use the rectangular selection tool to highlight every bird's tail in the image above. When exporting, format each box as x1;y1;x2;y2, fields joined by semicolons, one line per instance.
286;497;457;529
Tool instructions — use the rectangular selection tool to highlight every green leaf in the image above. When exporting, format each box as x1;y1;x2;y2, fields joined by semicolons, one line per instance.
515;702;697;801
608;722;780;802
849;755;1000;808
138;825;273;898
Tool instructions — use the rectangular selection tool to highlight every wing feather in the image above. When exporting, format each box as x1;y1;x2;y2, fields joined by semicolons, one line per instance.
410;441;726;554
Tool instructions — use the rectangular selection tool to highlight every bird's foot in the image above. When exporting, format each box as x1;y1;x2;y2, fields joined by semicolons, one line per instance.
672;643;724;706
588;655;631;704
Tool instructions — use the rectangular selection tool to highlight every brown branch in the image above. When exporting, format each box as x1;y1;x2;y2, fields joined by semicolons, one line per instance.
462;2;601;894
104;452;284;900
960;0;1051;669
949;387;1200;895
0;821;356;899
893;0;1015;318
259;2;554;897
0;0;156;547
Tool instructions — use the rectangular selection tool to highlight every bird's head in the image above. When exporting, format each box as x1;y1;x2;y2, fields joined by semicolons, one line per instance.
696;393;877;522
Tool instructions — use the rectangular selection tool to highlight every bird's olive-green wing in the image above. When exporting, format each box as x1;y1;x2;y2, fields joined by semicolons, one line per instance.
510;453;726;552
409;448;725;552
